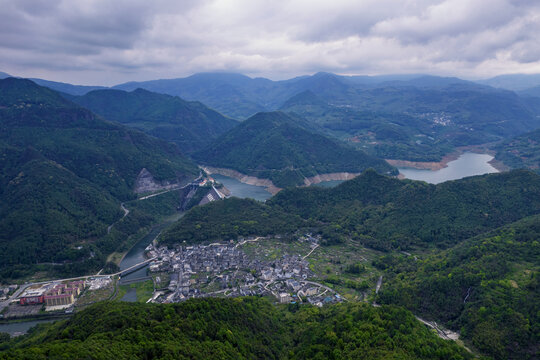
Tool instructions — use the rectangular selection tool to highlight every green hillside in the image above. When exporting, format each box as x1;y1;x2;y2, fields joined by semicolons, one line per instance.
0;78;199;279
269;169;540;249
376;214;540;360
493;128;540;173
0;78;199;199
0;298;472;360
194;111;396;188
71;88;238;153
161;170;540;251
280;90;455;162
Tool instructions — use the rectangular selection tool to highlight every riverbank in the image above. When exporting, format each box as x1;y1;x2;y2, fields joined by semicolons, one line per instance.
303;172;360;186
201;166;368;194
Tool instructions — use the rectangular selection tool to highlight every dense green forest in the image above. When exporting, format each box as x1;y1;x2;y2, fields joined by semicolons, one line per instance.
376;214;540;360
0;78;198;280
0;298;472;359
494;127;540;173
280;90;455;162
71;88;238;154
194;111;396;188
161;170;540;250
160;197;309;245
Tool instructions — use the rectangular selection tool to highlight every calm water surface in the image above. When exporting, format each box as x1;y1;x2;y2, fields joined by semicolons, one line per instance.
211;174;272;201
398;152;498;184
119;212;184;283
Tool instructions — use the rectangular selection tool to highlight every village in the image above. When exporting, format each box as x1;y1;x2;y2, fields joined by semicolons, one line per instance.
146;234;344;306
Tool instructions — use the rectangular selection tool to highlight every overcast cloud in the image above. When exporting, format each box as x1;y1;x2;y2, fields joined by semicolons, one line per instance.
1;0;540;85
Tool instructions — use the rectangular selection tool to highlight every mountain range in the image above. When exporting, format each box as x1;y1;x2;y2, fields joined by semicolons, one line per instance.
68;88;238;154
0;78;199;279
193;111;396;188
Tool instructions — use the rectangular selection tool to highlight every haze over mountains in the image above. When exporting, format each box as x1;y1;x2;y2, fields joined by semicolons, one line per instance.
0;71;539;360
69;88;238;154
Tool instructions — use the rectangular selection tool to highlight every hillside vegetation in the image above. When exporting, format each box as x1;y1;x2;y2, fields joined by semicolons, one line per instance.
0;298;472;360
376;214;540;360
71;88;238;153
0;78;198;280
162;170;540;251
194;111;396;188
494;128;540;173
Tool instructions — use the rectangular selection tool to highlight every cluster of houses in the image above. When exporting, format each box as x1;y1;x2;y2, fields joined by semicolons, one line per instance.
146;238;344;306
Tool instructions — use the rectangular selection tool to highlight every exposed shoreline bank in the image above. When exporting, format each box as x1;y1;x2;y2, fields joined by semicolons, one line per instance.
200;166;365;194
199;166;282;195
387;147;509;173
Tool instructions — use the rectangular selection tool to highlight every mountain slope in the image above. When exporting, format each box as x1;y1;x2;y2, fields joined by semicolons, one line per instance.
376;214;540;360
493;128;540;173
0;78;199;199
270;169;540;248
194;111;397;187
160;169;540;251
29;78;106;96
114;72;271;119
0;299;472;360
0;78;199;279
71;88;238;153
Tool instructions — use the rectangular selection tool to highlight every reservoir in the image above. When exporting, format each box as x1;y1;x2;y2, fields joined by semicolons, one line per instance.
211;174;272;201
398;152;499;184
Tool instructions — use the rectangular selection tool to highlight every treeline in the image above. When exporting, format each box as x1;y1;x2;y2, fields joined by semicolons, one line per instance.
161;169;540;251
161;197;310;245
0;298;472;360
194;111;396;188
376;214;540;360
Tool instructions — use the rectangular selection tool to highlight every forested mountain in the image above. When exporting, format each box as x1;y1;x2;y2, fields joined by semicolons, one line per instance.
111;72;540;162
280;90;454;161
160;169;540;250
477;73;540;91
29;78;106;96
0;78;199;279
71;88;238;153
493;127;540;173
376;214;540;360
0;298;472;360
193;111;396;188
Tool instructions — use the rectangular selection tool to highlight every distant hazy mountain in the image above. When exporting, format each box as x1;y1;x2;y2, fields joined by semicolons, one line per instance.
518;84;540;98
0;78;199;278
282;79;540;161
0;71;10;79
477;73;540;91
114;73;271;119
28;77;106;95
194;111;396;187
71;88;238;154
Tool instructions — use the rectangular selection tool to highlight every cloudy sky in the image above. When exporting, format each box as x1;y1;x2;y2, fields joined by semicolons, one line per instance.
1;0;540;85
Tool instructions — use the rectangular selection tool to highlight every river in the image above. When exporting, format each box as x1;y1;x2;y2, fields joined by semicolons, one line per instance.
398;152;499;184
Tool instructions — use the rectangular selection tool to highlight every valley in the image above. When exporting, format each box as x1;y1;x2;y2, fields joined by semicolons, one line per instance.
1;73;539;360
